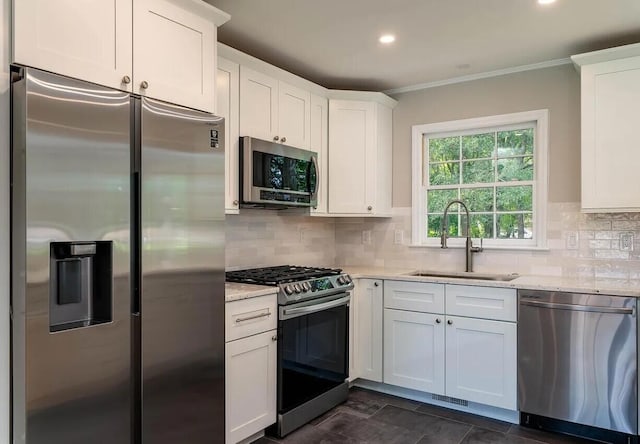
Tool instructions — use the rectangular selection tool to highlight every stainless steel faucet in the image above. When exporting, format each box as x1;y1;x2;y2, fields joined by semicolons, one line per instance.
440;199;483;272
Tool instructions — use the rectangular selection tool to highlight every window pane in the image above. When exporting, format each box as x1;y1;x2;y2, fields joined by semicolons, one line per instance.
497;213;533;239
462;132;494;159
462;160;494;184
427;189;457;213
429;162;460;185
497;129;533;157
429;136;459;161
498;156;533;182
427;214;459;238
470;214;494;238
496;185;532;211
460;187;494;212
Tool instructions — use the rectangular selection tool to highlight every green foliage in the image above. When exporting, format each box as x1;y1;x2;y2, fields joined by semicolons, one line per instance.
425;129;534;240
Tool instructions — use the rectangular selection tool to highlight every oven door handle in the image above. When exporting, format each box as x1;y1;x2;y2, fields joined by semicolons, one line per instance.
282;295;350;319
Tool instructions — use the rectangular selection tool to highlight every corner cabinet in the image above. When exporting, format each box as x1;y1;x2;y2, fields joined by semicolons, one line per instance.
217;57;240;214
240;66;311;149
572;43;640;212
13;0;229;113
328;94;396;216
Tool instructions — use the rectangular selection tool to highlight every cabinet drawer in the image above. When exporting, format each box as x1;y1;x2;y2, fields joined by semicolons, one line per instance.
384;280;444;313
445;285;516;322
226;294;277;342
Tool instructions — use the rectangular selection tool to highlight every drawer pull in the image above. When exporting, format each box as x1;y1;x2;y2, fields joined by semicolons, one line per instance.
235;312;271;323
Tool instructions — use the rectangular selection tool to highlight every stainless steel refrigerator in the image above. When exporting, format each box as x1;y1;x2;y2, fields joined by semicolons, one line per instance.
10;67;225;443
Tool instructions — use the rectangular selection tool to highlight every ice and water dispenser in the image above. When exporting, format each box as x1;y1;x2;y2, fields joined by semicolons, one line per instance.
49;241;113;332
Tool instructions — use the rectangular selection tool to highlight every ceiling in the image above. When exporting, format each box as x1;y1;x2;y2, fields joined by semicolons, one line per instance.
206;0;640;92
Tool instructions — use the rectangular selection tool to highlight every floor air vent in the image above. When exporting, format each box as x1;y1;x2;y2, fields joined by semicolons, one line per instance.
431;394;469;407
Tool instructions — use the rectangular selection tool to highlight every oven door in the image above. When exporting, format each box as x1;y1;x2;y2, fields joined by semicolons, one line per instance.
241;136;318;207
277;293;349;414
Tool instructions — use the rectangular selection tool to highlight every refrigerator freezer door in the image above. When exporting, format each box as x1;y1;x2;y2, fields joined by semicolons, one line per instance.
139;97;225;443
12;68;132;443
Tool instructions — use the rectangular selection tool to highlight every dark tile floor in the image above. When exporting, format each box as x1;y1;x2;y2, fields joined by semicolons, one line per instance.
253;387;597;444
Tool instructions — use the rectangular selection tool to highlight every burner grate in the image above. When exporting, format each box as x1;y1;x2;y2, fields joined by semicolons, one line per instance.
226;265;342;285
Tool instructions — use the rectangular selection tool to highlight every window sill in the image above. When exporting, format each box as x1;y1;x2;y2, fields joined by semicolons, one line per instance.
408;243;550;252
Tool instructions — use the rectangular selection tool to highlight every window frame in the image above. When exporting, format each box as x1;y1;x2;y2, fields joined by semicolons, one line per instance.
411;110;549;249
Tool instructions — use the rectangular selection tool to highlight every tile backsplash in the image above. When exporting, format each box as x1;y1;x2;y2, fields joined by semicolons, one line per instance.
226;203;640;280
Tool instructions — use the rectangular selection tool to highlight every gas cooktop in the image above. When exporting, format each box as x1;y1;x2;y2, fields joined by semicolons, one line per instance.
226;265;353;305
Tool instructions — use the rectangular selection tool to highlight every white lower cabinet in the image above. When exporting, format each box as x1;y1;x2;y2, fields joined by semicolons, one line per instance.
383;309;445;394
445;315;517;410
379;281;517;411
355;279;383;382
225;294;277;444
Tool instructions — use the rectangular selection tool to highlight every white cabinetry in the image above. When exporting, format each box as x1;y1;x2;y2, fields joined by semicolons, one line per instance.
354;279;383;382
381;280;517;411
225;294;277;444
14;0;229;112
572;43;640;212
240;66;311;149
328;94;396;216
217;57;240;214
310;94;329;215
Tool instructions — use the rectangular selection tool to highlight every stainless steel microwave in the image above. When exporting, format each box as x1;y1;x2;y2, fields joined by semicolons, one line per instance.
240;136;318;208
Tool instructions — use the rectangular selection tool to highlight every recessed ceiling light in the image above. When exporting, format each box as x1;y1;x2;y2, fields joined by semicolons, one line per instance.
538;0;556;4
379;34;395;44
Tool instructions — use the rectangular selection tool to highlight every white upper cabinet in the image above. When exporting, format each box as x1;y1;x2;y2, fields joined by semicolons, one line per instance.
572;43;640;212
13;0;229;112
217;57;240;214
13;0;133;91
310;94;329;215
240;66;311;149
328;94;396;216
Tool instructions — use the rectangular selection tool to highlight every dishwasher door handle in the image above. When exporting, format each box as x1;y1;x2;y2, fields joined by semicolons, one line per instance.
521;299;634;315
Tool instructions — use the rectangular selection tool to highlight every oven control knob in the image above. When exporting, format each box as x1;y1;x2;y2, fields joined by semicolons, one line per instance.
337;276;346;285
344;275;352;283
293;284;302;293
284;285;294;295
302;282;311;292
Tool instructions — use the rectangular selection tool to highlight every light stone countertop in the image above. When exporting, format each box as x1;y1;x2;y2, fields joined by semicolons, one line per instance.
225;282;276;302
341;266;640;298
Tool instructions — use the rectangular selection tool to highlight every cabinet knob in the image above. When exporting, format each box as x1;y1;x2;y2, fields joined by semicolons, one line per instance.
273;136;279;141
140;80;149;89
374;282;379;287
233;200;239;206
122;75;131;84
367;206;373;211
435;318;441;324
447;319;453;325
272;335;278;341
281;137;287;143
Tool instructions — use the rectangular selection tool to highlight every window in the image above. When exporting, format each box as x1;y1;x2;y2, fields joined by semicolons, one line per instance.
411;110;548;249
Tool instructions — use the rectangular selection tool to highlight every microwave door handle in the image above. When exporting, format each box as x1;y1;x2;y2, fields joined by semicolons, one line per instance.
310;155;319;197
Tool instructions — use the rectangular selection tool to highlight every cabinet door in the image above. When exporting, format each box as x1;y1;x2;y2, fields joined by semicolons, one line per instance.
356;279;383;382
328;100;375;214
217;57;240;214
383;308;445;394
226;330;277;444
133;0;216;112
310;94;328;215
581;57;640;211
240;66;279;142
13;0;133;91
445;316;516;410
278;81;311;149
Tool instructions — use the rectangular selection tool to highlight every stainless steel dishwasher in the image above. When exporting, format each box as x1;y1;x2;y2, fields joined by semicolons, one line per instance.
518;290;638;444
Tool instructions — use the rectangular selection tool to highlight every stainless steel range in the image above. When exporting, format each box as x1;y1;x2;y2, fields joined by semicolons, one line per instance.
226;265;353;437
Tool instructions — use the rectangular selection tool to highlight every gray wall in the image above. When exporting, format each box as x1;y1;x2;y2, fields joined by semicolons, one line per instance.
391;64;581;207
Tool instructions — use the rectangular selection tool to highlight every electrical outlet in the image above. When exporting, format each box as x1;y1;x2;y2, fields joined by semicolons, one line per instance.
362;230;372;245
565;231;579;250
620;232;634;251
394;230;404;245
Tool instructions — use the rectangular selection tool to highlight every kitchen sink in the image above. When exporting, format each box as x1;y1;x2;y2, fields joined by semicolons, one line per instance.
406;270;520;281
